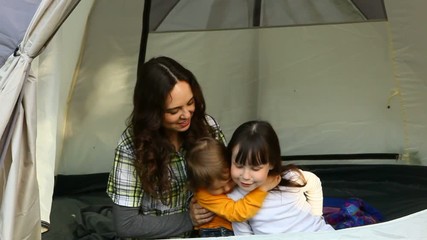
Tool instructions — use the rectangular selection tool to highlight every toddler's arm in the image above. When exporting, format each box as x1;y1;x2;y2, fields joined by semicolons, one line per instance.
196;176;279;222
196;188;266;222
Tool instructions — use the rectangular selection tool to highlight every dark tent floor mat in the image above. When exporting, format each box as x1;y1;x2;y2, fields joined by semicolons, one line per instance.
304;164;427;221
42;164;427;240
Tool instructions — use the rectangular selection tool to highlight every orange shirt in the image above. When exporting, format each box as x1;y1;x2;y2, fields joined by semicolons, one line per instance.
195;188;268;230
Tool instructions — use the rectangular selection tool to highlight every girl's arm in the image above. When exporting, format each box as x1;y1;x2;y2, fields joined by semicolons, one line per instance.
232;220;254;235
301;170;324;216
196;188;267;222
205;114;227;145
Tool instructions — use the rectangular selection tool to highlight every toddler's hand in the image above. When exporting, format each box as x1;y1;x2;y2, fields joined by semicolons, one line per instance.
259;175;281;192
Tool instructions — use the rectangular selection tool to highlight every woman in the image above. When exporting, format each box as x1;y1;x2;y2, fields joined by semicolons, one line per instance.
106;56;225;238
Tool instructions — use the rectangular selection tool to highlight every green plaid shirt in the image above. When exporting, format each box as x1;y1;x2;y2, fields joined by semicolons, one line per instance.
106;115;225;216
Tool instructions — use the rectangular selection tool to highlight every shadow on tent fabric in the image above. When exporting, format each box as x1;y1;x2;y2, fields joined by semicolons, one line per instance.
323;197;384;229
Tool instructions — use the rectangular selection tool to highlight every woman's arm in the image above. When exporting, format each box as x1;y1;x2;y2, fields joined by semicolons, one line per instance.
112;203;193;238
301;170;324;216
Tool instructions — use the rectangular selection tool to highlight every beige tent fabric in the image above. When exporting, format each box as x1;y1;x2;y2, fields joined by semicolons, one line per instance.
35;0;95;227
384;0;427;164
28;0;427;237
0;0;425;239
38;0;427;183
0;0;80;238
173;209;427;240
0;54;39;240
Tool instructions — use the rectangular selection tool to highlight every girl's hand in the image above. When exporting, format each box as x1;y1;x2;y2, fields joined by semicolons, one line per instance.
189;197;215;226
259;175;281;192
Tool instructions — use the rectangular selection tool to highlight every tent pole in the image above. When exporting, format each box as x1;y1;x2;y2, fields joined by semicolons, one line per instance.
253;0;262;27
137;0;151;80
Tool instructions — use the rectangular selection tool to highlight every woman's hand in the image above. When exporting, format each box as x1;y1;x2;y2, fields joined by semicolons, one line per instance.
189;197;215;226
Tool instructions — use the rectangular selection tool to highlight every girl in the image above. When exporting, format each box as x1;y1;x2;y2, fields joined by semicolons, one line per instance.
227;120;334;235
106;56;224;238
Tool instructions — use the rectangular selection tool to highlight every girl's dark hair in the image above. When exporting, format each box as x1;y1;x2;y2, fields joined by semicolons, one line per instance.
128;56;211;203
228;120;306;188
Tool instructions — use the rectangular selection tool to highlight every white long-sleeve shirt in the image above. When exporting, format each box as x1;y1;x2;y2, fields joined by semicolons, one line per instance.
227;170;334;235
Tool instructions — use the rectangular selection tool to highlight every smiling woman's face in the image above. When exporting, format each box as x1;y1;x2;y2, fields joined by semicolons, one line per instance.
163;80;195;133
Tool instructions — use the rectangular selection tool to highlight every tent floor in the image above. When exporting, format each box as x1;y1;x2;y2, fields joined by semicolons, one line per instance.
42;164;427;239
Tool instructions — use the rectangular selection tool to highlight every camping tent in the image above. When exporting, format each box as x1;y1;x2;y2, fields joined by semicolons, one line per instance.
1;0;427;239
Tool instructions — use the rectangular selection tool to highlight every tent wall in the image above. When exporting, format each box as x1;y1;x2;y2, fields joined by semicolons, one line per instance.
385;0;427;164
41;0;426;173
47;0;142;176
34;0;94;227
1;0;81;237
33;0;427;226
258;23;400;156
144;22;401;158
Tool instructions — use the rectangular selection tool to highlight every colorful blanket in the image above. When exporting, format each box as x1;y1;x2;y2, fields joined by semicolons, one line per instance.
323;197;384;229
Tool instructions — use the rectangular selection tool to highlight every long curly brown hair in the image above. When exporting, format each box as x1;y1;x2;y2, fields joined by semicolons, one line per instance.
129;56;212;204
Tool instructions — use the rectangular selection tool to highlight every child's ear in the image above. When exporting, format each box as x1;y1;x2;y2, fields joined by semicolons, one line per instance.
269;165;273;170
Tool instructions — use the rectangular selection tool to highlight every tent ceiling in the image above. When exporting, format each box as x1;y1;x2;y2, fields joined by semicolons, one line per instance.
150;0;387;32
